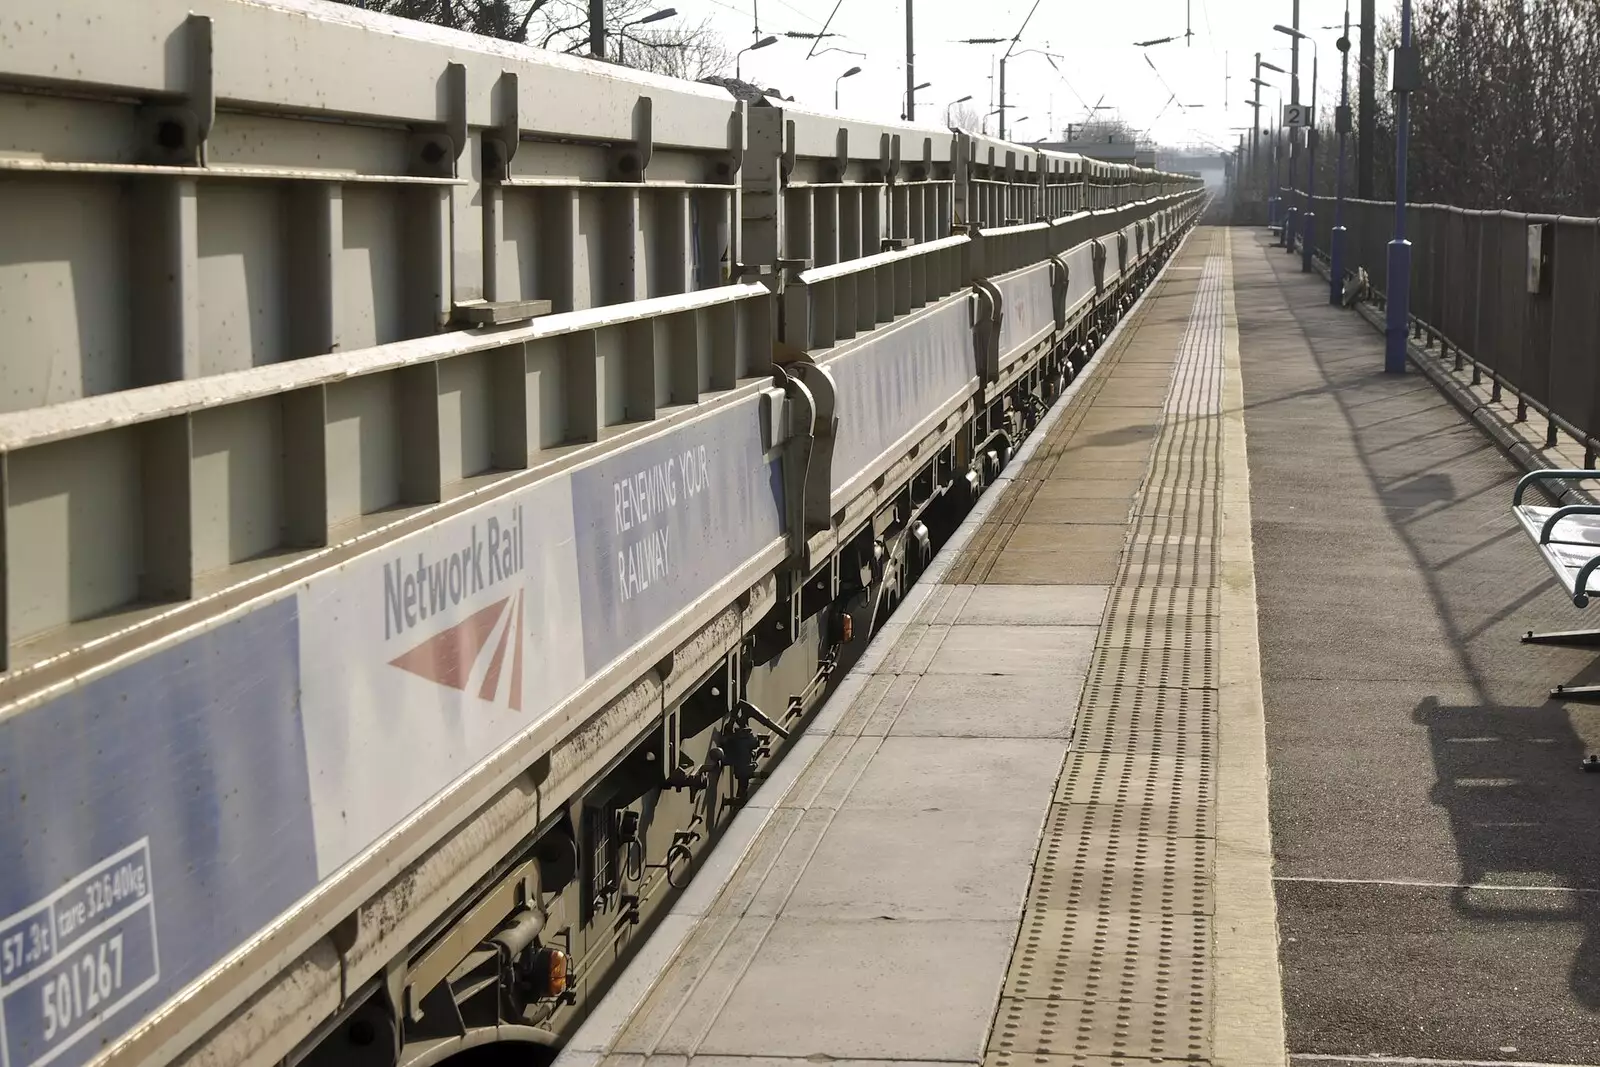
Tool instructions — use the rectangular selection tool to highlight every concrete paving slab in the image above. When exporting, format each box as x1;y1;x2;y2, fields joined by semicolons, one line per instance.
777;804;1046;920
694;1059;965;1067
892;672;1083;738
1105;364;1183;376
842;736;1067;812
1093;383;1172;399
829;673;919;738
1055;442;1159;464
697;917;1018;1061
1039;460;1151;482
1021;495;1135;524
734;808;835;917
616;915;773;1056
1069;428;1161;453
1026;479;1143;502
983;549;1124;585
778;735;880;811
923;623;1099;676
1078;401;1165;417
997;523;1129;556
1005;522;1128;552
954;584;1110;626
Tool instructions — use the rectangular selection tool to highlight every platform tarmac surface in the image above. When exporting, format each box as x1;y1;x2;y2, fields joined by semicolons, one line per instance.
552;226;1287;1067
1239;230;1600;1063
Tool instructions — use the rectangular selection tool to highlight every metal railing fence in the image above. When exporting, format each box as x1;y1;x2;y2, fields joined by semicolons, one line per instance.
1293;190;1600;460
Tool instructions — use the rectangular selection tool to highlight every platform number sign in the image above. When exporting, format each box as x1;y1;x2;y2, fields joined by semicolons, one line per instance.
1281;103;1311;128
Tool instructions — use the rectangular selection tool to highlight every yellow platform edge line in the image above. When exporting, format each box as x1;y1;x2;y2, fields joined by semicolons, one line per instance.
1212;227;1290;1067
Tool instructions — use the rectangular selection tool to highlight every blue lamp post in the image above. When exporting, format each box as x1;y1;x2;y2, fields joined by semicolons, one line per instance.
1385;0;1418;373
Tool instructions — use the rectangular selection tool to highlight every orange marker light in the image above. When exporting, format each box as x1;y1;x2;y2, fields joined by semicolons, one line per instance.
538;948;570;997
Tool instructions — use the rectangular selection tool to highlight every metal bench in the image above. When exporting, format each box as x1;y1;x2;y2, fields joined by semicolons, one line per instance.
1513;469;1600;701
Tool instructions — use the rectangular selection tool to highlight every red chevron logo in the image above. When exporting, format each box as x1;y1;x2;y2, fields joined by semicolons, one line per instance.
389;588;525;711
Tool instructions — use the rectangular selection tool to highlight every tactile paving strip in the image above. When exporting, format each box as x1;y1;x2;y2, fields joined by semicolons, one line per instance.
1071;682;1218;756
1056;750;1213;822
992;995;1209;1061
987;234;1227;1067
1028;804;1214;915
1006;909;1212;997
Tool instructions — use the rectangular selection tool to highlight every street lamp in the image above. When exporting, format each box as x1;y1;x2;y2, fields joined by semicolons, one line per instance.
736;35;778;81
616;8;675;65
835;65;862;111
1250;59;1285;220
945;94;974;126
902;80;931;121
1251;76;1283;214
1275;24;1319;271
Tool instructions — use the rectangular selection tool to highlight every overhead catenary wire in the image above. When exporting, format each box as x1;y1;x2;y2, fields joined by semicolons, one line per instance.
766;0;826;29
1040;52;1091;113
1142;52;1198;117
807;0;847;58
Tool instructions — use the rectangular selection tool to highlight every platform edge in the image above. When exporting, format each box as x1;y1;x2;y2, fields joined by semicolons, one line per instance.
1213;227;1290;1067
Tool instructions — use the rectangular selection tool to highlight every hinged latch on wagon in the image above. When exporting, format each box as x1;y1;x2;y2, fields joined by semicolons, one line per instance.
971;279;1005;388
771;362;838;568
1091;239;1108;295
1049;255;1071;330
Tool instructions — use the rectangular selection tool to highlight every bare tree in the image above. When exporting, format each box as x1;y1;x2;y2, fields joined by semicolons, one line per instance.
1064;117;1143;146
331;0;533;40
327;0;735;80
621;19;733;81
949;102;985;132
1296;0;1600;214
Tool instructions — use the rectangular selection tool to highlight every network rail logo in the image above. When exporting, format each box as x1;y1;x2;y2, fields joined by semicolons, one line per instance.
381;505;528;710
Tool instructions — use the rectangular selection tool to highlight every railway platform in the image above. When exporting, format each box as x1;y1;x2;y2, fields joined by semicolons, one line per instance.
551;225;1600;1067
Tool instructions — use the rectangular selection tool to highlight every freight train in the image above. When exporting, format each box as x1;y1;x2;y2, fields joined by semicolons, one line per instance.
0;4;1204;1067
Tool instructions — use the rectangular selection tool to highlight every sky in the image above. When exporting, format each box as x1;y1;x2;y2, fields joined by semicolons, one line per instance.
679;0;1366;153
